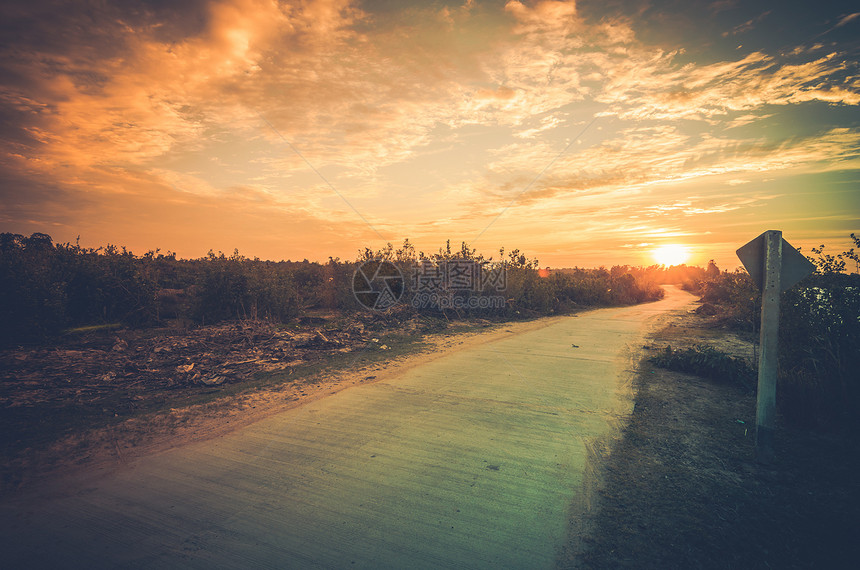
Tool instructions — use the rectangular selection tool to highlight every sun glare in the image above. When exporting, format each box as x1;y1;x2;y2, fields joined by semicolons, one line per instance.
653;244;691;266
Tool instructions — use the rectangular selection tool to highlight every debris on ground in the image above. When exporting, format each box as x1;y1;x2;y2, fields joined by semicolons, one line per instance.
0;314;420;411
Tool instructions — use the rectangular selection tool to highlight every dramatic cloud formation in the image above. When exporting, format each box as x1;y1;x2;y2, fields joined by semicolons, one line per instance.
1;0;858;267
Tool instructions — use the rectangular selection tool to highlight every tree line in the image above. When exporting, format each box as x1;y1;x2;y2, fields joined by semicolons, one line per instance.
1;234;667;346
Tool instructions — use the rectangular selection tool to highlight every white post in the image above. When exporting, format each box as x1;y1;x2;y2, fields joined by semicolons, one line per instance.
756;230;782;463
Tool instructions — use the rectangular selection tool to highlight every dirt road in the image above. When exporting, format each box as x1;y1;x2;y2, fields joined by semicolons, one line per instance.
0;287;695;568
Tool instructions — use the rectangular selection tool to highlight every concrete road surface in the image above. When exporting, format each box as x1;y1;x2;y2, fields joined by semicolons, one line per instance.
1;286;694;569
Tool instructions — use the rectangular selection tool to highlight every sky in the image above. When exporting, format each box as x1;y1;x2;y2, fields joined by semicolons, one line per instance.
1;0;858;269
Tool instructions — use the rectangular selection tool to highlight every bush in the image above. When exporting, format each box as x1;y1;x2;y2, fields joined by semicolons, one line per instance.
649;344;756;388
0;234;160;344
777;272;860;433
0;234;677;346
0;236;309;344
685;235;860;435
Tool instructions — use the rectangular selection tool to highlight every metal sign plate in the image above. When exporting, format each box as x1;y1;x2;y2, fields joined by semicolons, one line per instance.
736;231;816;291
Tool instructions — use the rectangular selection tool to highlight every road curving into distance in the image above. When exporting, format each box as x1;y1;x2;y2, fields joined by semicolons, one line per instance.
0;286;695;568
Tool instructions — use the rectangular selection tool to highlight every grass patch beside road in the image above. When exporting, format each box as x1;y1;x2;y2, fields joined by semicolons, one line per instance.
649;344;755;388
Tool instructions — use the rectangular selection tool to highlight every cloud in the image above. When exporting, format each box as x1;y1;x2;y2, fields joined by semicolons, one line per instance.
835;12;860;28
1;0;857;265
455;124;859;228
722;10;771;37
597;50;860;121
504;1;578;34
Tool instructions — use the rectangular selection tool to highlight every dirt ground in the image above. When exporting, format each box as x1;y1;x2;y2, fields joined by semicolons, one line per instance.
565;308;860;569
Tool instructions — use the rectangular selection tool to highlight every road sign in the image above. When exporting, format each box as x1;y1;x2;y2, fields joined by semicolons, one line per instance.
736;230;815;464
736;232;815;291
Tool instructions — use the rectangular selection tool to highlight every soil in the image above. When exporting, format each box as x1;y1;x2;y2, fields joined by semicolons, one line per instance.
565;307;860;568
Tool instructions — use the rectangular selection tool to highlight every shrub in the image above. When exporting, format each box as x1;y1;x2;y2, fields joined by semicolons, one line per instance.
777;271;860;433
0;234;680;346
649;344;756;388
685;235;860;435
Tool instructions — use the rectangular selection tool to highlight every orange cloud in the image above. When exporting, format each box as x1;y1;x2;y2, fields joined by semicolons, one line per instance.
1;0;857;267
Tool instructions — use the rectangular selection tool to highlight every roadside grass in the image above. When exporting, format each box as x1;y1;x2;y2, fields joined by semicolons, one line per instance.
648;344;756;389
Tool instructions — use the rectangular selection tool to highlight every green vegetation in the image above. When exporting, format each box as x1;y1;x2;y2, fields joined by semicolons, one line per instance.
650;344;756;388
359;239;665;317
674;234;860;436
1;234;665;346
0;233;349;345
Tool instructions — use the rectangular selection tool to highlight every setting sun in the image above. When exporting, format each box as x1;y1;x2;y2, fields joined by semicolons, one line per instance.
653;244;691;267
